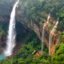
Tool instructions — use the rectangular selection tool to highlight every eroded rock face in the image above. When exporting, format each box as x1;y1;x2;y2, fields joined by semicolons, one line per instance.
35;15;59;56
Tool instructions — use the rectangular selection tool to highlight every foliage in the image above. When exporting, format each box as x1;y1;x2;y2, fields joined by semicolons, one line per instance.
0;0;64;64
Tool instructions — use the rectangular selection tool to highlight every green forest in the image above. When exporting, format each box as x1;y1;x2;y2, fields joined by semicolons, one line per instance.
0;0;64;64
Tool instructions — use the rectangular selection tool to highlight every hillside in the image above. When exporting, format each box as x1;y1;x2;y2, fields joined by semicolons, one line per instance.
0;0;64;64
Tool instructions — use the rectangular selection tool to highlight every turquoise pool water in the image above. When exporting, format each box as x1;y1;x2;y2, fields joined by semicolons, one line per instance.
0;54;6;60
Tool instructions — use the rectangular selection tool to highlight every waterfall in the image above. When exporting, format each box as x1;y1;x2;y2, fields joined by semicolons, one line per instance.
41;14;50;52
49;21;59;55
3;0;19;57
49;34;52;55
41;27;44;52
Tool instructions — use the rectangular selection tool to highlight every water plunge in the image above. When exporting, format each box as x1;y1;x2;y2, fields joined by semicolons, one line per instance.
41;14;50;52
3;0;19;57
49;21;59;55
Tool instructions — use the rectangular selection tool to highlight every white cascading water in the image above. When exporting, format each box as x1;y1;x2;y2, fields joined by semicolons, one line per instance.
3;0;19;56
41;14;50;52
49;21;58;55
